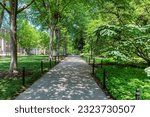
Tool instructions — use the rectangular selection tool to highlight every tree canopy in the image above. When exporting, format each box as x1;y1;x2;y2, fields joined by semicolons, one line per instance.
0;0;150;72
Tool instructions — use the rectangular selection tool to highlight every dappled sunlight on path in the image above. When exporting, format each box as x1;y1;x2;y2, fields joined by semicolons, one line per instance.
16;56;107;100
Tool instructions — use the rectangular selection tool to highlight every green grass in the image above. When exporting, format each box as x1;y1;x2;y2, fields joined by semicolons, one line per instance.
96;66;150;100
0;55;56;99
0;78;23;99
82;55;150;99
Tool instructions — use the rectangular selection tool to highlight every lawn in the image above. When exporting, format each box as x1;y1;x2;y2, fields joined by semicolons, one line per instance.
82;56;150;100
0;55;56;99
96;66;150;100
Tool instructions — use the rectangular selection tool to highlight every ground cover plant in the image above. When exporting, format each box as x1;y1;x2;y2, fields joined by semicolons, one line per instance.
96;66;150;100
82;56;150;100
0;55;55;99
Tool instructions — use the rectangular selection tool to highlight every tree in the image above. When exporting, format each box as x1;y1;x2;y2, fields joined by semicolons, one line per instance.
0;0;34;73
18;20;39;54
94;24;150;64
61;1;90;53
32;0;74;59
134;0;150;25
32;0;54;59
0;0;5;28
38;31;50;54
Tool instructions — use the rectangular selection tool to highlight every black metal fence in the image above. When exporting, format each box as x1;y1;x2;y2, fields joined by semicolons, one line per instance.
21;55;66;87
86;57;141;100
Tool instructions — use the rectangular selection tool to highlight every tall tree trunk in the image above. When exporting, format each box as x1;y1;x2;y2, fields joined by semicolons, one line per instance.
64;32;67;56
9;0;18;73
49;26;54;59
0;0;34;73
55;27;60;56
90;39;93;59
0;0;5;28
64;41;67;56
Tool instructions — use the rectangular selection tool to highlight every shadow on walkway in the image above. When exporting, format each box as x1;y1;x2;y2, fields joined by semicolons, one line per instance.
16;56;107;100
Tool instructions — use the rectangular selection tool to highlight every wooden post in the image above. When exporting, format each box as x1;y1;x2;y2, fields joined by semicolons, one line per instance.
93;58;95;75
89;57;90;64
103;69;106;89
135;88;140;100
22;67;25;86
41;61;43;74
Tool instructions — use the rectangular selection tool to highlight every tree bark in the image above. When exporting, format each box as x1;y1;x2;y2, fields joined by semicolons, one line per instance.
49;26;54;59
144;58;150;66
0;0;34;73
138;55;150;66
90;39;93;59
55;27;60;56
0;0;5;28
9;0;18;73
64;38;67;56
136;47;150;65
63;32;68;56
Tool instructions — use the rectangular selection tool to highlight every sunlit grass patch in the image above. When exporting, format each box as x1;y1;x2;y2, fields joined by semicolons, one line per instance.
96;66;150;100
0;55;55;99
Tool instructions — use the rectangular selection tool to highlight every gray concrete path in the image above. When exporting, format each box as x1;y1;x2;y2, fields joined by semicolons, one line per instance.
16;56;107;100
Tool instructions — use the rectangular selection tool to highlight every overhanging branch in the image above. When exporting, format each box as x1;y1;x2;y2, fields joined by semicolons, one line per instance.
17;0;35;14
0;2;10;14
42;0;47;9
34;1;42;14
60;0;72;13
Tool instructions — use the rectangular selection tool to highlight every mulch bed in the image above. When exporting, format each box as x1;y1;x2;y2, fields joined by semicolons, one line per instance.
0;71;32;79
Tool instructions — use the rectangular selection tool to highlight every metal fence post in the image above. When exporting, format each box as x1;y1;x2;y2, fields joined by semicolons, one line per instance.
101;60;103;68
103;69;106;89
49;59;52;68
22;67;25;86
135;88;140;100
55;56;56;65
93;58;95;75
41;61;43;74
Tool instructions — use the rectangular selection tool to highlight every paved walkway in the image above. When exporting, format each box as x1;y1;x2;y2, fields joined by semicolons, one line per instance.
16;56;107;100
